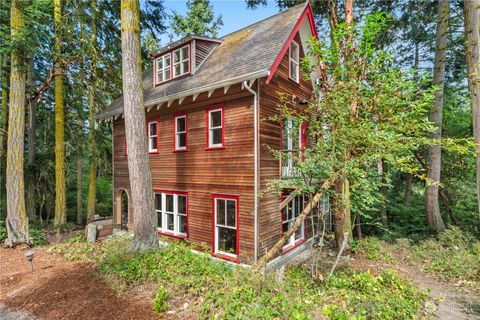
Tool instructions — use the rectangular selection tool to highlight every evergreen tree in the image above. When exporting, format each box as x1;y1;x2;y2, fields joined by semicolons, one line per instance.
171;0;223;38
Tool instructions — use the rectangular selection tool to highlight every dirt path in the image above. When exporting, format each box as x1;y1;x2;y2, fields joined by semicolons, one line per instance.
0;246;157;320
351;255;480;320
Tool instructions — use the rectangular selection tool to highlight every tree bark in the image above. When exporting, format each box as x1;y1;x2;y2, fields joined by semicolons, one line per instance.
464;0;480;215
403;173;413;206
87;0;97;220
425;0;449;232
0;54;8;221
26;57;37;223
5;0;29;245
379;159;388;227
121;0;158;252
76;157;83;225
54;0;66;226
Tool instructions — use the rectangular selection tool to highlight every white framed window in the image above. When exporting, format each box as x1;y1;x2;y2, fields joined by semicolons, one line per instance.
213;195;238;258
281;194;305;250
156;54;171;84
207;107;224;148
289;40;300;82
155;191;187;237
281;119;303;177
175;115;187;151
173;45;190;78
148;121;158;153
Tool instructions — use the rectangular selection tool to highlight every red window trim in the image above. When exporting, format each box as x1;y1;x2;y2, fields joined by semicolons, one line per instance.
173;113;188;152
279;192;306;255
211;194;240;263
153;43;192;86
288;40;300;84
153;189;189;239
205;104;225;150
147;119;159;154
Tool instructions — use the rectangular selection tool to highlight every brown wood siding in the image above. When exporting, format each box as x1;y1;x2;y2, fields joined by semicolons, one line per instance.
258;32;314;256
113;83;256;264
195;40;219;70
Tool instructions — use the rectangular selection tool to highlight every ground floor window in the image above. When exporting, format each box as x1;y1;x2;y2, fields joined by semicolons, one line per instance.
281;194;305;251
213;194;239;259
154;190;187;237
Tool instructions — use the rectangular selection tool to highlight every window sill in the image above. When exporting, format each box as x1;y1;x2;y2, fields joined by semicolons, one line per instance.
173;149;189;153
149;151;159;155
205;146;225;151
281;239;305;255
288;76;300;84
212;252;239;263
157;230;187;239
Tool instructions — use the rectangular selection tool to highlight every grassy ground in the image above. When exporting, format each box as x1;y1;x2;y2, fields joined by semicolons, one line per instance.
49;235;428;319
351;227;480;291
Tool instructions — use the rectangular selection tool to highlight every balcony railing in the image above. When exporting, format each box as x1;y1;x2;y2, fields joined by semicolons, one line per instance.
280;150;299;178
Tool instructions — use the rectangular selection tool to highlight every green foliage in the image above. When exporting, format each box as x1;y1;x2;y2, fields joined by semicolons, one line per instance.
66;236;428;319
171;0;223;38
48;241;96;261
351;237;395;263
406;228;480;287
0;221;48;245
152;287;169;315
325;269;428;319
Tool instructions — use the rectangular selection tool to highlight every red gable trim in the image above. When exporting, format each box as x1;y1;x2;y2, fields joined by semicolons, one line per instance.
266;3;317;84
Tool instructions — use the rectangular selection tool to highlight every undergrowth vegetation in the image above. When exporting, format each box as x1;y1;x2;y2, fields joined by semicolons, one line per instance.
0;220;48;245
50;235;428;319
354;228;480;290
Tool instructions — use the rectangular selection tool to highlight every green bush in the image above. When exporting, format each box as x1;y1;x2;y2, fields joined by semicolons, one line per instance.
351;237;395;263
152;287;169;315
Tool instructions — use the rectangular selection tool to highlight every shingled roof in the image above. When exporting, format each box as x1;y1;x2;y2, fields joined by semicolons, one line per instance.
98;3;309;120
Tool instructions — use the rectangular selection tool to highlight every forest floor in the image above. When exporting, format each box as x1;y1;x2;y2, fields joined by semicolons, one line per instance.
0;237;479;319
0;245;157;320
349;254;480;320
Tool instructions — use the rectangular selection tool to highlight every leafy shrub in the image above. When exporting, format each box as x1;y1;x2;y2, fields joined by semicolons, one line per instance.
351;237;395;263
152;287;169;315
0;221;7;244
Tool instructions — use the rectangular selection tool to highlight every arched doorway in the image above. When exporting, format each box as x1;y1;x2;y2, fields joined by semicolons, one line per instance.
115;188;130;230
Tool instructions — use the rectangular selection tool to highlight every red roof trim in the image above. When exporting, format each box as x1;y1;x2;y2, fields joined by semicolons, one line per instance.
266;3;317;84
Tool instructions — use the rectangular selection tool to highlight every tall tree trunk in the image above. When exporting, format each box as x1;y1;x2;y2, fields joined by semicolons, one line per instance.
404;39;421;207
121;0;158;252
464;0;480;215
0;54;8;221
76;157;83;225
87;0;97;220
379;159;388;227
425;0;448;232
54;0;66;226
5;0;29;245
26;57;37;223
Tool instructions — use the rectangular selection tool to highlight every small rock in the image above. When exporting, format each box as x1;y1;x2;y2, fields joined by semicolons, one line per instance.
183;302;188;309
424;301;437;314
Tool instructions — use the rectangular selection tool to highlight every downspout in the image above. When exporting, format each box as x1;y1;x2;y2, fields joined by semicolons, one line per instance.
243;80;259;262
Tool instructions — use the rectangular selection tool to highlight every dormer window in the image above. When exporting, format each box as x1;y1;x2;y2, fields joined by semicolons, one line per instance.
173;45;190;77
156;54;171;84
289;40;299;83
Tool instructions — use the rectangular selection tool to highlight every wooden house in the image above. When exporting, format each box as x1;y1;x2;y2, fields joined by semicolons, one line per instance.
98;3;331;266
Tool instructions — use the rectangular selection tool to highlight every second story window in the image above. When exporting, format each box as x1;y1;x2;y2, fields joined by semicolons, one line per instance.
174;114;187;151
156;54;171;84
148;120;158;153
173;45;190;77
289;40;299;82
207;106;224;149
